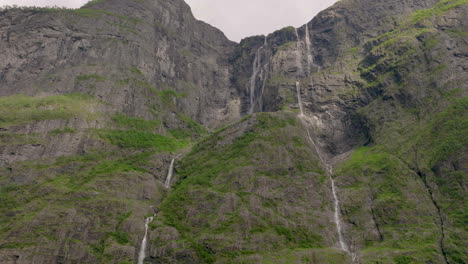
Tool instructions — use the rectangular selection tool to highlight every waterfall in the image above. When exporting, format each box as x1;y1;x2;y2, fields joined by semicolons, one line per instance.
137;216;154;264
296;81;305;117
305;23;313;74
294;28;304;76
301;121;350;252
295;24;356;262
248;48;262;114
164;158;176;188
247;36;268;114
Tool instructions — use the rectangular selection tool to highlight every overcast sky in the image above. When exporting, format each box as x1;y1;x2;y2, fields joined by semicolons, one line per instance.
0;0;339;42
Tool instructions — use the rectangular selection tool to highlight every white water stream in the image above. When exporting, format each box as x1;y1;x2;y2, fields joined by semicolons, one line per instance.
137;216;154;264
296;81;305;117
301;119;350;253
294;28;304;76
305;23;313;73
248;36;268;114
294;26;356;261
164;158;176;188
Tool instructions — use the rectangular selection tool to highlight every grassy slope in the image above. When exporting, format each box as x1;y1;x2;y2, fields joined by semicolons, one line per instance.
335;1;467;262
151;113;352;263
0;89;204;263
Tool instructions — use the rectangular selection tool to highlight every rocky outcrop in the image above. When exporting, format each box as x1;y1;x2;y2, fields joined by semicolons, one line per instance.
0;0;466;263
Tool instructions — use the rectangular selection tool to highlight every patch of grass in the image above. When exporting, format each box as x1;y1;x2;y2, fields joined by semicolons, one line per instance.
176;113;207;137
158;89;186;105
82;0;105;8
410;0;468;24
98;129;187;150
445;29;468;37
0;132;41;145
256;113;296;129
50;159;144;189
0;94;96;127
0;242;36;249
424;98;468;165
112;113;159;131
192;242;216;263
394;255;414;264
109;231;129;245
274;225;323;248
130;66;143;76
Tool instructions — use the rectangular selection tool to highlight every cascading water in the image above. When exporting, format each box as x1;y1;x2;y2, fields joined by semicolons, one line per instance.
248;36;268;114
305;23;313;74
301;116;355;261
137;216;154;264
296;81;305;117
164;158;176;188
294;26;356;262
294;28;304;76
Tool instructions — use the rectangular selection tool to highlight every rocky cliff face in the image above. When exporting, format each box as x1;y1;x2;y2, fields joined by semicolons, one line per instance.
0;0;466;263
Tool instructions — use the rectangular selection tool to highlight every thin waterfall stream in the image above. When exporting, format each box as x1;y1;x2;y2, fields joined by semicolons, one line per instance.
294;27;357;262
294;28;304;76
138;155;179;263
296;81;305;117
248;36;268;114
137;216;154;264
305;23;313;73
164;158;176;188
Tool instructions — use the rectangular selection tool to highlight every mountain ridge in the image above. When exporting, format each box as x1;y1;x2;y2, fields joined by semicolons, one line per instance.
0;0;466;263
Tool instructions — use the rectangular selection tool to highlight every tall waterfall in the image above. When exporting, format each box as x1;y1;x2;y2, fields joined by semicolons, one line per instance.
295;25;355;261
248;36;268;114
302;119;352;254
305;23;313;73
164;158;176;188
137;216;154;264
294;28;304;76
296;81;305;117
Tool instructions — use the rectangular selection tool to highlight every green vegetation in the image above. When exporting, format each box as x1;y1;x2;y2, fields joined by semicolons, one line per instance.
82;0;105;8
130;66;143;76
76;73;106;82
48;155;146;189
0;94;96;127
422;98;468;165
112;113;159;131
0;147;155;263
97;129;187;150
336;146;446;261
0;132;41;145
410;0;468;24
277;41;295;51
155;113;330;261
274;225;322;248
158;89;186;105
109;231;129;245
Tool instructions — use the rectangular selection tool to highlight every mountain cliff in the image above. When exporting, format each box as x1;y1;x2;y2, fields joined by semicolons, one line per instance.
0;0;466;263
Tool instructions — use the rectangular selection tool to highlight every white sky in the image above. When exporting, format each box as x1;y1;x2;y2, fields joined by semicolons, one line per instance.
0;0;339;42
